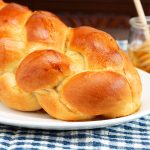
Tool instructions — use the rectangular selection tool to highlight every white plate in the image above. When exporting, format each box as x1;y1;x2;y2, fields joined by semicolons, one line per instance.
0;69;150;130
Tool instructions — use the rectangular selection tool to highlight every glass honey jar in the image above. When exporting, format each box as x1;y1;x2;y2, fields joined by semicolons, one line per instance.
128;17;150;72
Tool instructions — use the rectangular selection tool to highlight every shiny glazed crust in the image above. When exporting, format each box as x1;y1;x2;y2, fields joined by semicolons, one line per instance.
0;0;142;120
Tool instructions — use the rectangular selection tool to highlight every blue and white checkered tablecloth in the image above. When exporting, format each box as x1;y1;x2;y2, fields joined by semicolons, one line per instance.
0;41;150;150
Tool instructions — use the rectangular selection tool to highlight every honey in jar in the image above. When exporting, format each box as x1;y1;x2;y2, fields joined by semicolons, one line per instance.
128;17;150;72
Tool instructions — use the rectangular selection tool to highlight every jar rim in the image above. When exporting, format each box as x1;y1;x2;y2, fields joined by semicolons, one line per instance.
129;17;150;29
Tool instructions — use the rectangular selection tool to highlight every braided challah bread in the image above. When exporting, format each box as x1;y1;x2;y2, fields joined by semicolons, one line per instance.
0;0;142;120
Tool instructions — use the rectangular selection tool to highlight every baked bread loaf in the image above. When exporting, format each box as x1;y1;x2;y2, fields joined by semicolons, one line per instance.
0;0;142;120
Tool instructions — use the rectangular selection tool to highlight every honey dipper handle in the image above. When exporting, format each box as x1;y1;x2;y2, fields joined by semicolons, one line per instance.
133;0;150;39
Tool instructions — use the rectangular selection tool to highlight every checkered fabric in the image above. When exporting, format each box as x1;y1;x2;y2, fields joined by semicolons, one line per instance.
0;41;150;150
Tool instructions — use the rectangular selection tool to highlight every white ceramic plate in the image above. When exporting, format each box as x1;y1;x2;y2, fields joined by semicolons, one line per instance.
0;69;150;130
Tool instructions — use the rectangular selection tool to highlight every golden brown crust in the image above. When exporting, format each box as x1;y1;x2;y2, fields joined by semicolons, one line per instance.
68;26;123;70
36;89;94;121
0;3;31;29
0;38;24;72
16;50;72;92
0;73;41;111
0;2;31;72
62;71;133;116
26;11;68;52
0;1;142;121
119;50;142;110
0;0;6;9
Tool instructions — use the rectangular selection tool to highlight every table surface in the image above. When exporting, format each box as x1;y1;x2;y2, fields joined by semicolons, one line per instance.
0;41;150;150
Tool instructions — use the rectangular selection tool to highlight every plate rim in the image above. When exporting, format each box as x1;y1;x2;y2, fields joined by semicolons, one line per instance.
0;107;150;130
